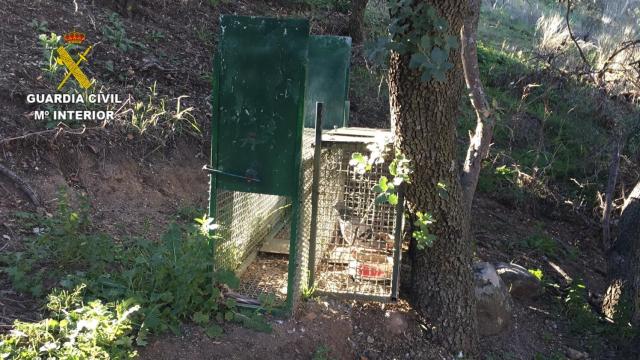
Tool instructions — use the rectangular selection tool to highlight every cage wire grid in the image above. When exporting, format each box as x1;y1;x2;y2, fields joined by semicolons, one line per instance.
213;189;290;304
307;140;397;298
212;129;399;306
210;130;316;307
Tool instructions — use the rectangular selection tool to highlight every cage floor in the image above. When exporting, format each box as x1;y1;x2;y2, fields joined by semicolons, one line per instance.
316;262;392;297
238;253;289;304
260;223;290;255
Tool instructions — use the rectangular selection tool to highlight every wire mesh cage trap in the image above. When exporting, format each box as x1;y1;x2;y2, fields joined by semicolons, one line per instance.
302;128;404;301
207;16;403;314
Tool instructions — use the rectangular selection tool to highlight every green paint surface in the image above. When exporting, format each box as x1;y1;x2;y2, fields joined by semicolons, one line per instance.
304;35;352;129
213;16;309;196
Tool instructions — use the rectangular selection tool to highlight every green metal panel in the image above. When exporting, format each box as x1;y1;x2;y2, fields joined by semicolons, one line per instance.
304;35;352;129
213;15;309;196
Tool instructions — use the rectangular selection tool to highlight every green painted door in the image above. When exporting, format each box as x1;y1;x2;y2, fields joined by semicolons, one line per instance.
304;35;352;129
211;16;309;196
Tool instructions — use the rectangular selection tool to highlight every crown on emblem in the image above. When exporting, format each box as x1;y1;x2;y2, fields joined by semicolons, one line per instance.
63;31;86;44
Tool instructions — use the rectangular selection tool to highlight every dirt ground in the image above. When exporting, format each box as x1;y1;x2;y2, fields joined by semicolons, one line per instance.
0;0;626;359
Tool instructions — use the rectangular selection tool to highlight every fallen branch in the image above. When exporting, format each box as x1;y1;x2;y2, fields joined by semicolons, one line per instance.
0;162;42;209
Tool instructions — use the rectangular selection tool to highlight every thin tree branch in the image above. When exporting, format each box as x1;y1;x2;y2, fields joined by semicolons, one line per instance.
565;0;596;83
598;39;640;82
460;0;495;213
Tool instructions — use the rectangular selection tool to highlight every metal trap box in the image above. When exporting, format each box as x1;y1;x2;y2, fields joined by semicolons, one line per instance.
300;128;403;302
207;16;402;314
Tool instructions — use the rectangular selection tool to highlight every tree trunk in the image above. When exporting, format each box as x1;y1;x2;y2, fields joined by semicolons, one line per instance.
388;1;478;356
348;0;369;44
603;181;640;327
460;0;495;213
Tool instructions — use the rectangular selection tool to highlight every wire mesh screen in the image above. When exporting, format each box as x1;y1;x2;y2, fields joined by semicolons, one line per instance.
212;130;316;307
307;137;398;299
212;128;399;306
213;189;289;303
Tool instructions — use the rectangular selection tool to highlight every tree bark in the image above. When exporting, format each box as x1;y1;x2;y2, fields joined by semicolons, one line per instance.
388;0;478;356
603;181;640;327
460;0;495;213
348;0;369;44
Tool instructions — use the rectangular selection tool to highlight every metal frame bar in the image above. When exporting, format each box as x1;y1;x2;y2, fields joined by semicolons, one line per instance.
208;50;221;240
283;45;308;314
308;102;323;287
391;184;405;300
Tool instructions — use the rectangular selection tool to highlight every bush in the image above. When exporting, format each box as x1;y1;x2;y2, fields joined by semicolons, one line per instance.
0;285;139;359
1;193;273;357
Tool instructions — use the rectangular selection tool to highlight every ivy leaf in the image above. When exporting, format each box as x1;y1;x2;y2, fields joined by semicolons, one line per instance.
409;53;427;70
421;70;434;82
445;35;459;50
431;69;446;82
389;160;397;176
349;153;366;166
388;193;399;206
387;41;407;54
375;193;389;204
225;298;237;309
433;17;448;31
430;47;447;64
420;35;432;51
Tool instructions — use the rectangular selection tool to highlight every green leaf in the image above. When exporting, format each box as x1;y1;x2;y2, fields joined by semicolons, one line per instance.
375;193;388;204
430;47;447;64
388;193;399;206
409;53;427;69
436;182;449;200
389;160;397;176
205;324;223;338
215;269;239;289
193;311;210;325
350;152;366;165
378;176;389;192
225;298;237;309
431;69;446;82
420;35;432;50
224;311;234;322
420;70;433;82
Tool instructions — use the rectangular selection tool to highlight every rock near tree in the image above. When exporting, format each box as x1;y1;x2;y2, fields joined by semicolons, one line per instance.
473;262;513;336
495;262;543;300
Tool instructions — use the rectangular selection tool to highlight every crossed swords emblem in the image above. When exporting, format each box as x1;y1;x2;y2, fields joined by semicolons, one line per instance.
56;45;93;90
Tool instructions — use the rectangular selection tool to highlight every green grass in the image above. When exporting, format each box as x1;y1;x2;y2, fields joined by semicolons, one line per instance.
466;26;617;210
479;6;537;51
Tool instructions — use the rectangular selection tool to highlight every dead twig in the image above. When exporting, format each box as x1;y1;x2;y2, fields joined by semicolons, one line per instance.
598;39;640;82
0;123;100;145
